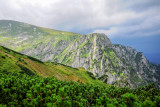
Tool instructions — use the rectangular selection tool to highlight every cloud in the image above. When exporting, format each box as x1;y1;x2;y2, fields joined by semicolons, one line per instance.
0;0;160;38
93;1;160;38
0;0;136;29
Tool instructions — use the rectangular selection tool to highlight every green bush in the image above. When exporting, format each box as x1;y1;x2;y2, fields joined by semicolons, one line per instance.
0;72;160;106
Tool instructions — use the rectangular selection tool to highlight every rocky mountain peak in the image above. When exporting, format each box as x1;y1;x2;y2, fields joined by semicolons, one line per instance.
0;20;160;88
89;33;112;48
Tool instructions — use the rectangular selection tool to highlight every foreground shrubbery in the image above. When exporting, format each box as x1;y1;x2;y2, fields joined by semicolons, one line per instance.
0;72;160;107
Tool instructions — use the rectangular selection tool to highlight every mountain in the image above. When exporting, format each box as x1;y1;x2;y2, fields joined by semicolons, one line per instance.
0;20;160;88
0;45;107;86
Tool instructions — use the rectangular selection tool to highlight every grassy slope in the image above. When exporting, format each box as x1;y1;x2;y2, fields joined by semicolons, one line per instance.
0;45;108;86
0;20;82;54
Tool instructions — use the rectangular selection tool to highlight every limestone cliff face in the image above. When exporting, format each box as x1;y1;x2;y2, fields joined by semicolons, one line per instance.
112;45;160;88
0;20;160;88
52;33;113;76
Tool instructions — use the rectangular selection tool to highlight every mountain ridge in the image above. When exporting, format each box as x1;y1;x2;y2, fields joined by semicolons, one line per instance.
0;20;160;88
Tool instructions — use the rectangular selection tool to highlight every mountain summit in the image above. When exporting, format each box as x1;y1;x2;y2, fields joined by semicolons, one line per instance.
0;20;160;88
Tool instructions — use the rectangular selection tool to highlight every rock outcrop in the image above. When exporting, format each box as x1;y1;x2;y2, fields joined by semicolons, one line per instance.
0;20;160;88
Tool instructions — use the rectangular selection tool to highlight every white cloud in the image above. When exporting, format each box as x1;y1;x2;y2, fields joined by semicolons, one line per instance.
0;0;134;28
0;0;160;37
93;2;160;38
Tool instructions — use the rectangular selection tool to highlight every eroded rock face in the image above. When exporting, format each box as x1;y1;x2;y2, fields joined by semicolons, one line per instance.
0;20;160;88
112;45;160;88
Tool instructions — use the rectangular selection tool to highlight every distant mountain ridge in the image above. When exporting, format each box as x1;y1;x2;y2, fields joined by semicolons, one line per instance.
0;20;160;88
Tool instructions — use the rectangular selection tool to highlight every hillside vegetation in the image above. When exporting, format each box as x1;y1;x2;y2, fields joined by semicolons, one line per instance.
0;20;160;88
0;45;107;86
1;71;160;106
0;20;160;107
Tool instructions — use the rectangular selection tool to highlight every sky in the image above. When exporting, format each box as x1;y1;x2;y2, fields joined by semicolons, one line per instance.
0;0;160;63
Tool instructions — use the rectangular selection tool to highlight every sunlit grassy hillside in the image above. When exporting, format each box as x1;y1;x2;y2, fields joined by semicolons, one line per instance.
0;45;107;86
